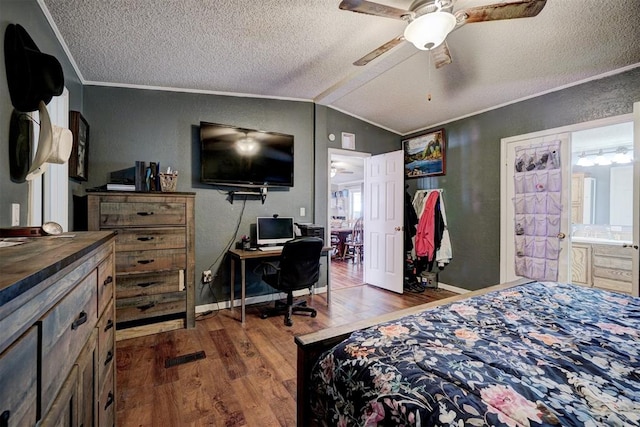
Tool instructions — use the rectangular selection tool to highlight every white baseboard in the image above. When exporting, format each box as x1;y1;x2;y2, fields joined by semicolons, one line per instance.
196;286;327;314
437;282;469;294
195;283;464;314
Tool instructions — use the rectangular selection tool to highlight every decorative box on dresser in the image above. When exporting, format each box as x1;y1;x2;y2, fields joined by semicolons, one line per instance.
0;231;116;426
87;191;195;340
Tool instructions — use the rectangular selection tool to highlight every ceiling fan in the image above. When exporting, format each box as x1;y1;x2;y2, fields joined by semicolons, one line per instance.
331;161;355;177
340;0;547;68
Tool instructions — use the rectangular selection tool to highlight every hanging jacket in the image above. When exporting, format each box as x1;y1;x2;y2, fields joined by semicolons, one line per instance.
404;190;419;251
435;193;452;267
414;191;440;260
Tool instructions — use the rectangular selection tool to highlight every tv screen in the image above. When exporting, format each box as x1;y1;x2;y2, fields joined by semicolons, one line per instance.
200;122;294;188
256;217;295;246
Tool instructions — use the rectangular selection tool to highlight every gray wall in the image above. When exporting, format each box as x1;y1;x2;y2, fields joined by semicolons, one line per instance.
406;67;640;291
1;0;83;227
82;91;400;305
83;86;318;305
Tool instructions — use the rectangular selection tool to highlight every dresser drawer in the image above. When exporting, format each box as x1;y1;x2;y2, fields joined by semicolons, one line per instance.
0;326;37;427
99;201;186;227
98;299;115;390
115;227;186;251
41;271;98;415
116;249;186;273
98;255;115;317
117;270;184;298
99;362;115;427
116;291;186;322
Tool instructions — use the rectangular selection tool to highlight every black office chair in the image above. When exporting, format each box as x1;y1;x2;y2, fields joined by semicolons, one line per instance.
260;237;323;326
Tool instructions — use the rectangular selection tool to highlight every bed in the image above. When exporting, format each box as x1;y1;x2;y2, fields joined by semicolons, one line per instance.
295;279;640;426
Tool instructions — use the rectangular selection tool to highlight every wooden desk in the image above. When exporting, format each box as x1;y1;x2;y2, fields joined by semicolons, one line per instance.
228;246;332;323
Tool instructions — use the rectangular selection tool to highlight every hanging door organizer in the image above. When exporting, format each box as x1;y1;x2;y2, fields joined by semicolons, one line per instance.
513;141;562;281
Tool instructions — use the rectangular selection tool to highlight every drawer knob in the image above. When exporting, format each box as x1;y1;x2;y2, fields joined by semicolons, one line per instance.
137;236;155;241
138;302;156;311
104;319;114;331
137;211;154;216
105;350;114;366
137;281;157;288
103;275;114;286
71;311;88;330
104;392;114;410
137;259;155;265
1;410;10;427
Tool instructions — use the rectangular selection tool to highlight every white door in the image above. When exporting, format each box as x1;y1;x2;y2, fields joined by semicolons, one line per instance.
364;150;404;293
632;102;640;297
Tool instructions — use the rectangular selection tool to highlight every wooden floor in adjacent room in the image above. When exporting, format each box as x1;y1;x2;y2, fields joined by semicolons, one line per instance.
115;277;456;426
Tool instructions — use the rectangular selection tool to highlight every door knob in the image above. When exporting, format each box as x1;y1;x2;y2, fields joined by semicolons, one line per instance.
557;232;566;240
395;226;402;231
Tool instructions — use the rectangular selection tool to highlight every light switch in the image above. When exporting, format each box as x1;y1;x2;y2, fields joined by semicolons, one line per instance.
300;207;306;217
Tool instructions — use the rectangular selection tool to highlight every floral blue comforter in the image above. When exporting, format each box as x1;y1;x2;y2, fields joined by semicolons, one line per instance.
310;282;640;426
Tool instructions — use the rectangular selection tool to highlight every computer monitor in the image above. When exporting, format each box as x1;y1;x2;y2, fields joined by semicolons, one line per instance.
256;217;295;246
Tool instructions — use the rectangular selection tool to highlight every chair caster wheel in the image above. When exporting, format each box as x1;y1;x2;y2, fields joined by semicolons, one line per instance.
261;313;269;319
285;319;293;326
311;312;317;318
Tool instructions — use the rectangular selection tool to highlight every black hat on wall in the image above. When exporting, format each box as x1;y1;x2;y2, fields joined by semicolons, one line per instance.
4;23;64;112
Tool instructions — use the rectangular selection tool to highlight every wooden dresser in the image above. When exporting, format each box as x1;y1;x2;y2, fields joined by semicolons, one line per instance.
87;192;195;340
0;231;116;426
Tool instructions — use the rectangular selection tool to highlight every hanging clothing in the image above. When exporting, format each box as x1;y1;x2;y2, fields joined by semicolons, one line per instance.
404;190;419;251
435;194;452;268
414;191;440;260
412;189;452;272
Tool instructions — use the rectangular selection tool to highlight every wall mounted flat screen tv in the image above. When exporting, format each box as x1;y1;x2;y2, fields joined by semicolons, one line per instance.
200;121;294;188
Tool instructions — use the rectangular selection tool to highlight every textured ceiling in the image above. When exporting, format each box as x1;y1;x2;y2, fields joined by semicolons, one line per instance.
41;0;640;135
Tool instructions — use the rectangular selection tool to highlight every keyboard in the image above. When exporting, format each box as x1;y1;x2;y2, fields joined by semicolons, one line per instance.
258;246;283;252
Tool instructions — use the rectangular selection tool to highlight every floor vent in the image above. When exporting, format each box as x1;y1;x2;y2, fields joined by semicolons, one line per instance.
165;351;206;368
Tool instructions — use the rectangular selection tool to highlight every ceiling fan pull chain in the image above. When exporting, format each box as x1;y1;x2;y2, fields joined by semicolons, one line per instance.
427;52;432;102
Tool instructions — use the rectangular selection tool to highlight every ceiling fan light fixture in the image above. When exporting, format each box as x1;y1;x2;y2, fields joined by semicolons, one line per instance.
404;11;456;51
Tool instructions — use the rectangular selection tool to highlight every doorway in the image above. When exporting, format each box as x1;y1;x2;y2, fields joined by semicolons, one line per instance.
500;112;638;296
328;149;368;290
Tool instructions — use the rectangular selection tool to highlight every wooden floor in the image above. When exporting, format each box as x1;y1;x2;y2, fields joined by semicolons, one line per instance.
116;277;456;426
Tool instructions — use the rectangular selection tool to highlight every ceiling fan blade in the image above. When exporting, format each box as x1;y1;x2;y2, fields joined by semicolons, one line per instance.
457;0;547;24
353;36;404;66
432;42;452;69
339;0;411;20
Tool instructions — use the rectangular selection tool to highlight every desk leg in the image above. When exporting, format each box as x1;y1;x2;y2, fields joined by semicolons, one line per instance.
241;259;246;324
230;257;235;310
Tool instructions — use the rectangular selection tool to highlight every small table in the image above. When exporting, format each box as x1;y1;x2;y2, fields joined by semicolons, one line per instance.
331;228;352;259
227;246;332;323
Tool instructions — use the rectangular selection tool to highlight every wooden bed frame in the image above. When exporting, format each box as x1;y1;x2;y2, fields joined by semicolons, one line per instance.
294;278;532;426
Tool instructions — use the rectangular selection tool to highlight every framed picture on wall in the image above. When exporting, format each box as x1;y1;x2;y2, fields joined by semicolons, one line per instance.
402;128;446;178
69;111;89;181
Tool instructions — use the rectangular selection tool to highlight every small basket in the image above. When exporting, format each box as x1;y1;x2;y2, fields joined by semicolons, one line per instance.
159;173;178;192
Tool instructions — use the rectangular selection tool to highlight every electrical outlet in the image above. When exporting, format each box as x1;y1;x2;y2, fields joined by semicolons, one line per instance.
202;270;213;284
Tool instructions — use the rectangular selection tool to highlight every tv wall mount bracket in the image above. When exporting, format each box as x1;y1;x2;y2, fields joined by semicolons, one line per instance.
228;187;267;204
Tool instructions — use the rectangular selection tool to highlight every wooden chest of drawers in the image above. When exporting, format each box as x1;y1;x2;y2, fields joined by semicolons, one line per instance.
87;192;195;339
0;232;116;426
